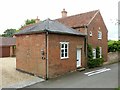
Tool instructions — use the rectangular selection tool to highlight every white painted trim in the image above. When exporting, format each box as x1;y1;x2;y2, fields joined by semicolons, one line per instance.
87;10;99;26
60;42;69;59
98;31;102;39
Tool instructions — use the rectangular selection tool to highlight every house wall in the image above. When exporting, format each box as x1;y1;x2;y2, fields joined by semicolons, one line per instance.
48;34;85;78
87;12;108;61
16;33;47;79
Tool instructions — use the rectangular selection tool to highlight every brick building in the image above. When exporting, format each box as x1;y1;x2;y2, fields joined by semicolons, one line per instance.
15;19;86;79
15;9;108;79
0;37;16;57
57;9;108;61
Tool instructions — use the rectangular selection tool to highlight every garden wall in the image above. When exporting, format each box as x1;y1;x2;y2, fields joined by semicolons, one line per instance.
108;51;120;63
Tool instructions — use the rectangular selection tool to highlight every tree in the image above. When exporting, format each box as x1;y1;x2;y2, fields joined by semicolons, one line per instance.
25;19;35;25
2;29;17;37
19;19;36;29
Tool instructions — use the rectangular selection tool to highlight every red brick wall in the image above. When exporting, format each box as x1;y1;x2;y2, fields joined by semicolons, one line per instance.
48;34;85;78
16;33;47;79
87;12;108;61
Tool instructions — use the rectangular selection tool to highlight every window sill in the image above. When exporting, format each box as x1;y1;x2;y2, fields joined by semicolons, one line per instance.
61;57;69;60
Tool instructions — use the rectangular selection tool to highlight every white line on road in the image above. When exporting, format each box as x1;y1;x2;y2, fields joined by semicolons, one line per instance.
88;68;111;76
84;68;111;76
84;68;107;75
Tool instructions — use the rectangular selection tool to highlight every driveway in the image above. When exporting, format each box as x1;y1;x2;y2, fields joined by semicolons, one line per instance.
0;57;44;89
26;63;119;88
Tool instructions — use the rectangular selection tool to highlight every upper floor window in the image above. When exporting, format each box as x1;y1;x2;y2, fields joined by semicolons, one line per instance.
60;42;69;59
90;31;92;36
98;31;102;39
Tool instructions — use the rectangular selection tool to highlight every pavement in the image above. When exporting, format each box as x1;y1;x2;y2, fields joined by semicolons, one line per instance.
1;57;44;89
25;63;119;88
1;57;119;89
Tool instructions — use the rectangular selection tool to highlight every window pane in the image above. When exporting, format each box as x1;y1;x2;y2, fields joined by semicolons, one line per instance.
61;44;64;48
65;44;67;48
65;53;67;57
61;49;64;57
65;49;67;52
93;49;96;59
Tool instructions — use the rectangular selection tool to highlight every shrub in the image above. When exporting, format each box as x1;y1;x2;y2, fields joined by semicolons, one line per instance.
88;58;104;68
96;46;100;58
87;45;104;68
108;40;120;52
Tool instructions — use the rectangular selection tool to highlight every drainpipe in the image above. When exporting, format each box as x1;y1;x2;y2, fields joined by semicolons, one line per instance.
45;31;49;80
84;25;88;67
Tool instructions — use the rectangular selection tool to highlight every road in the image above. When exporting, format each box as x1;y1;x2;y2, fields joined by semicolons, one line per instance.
26;63;119;88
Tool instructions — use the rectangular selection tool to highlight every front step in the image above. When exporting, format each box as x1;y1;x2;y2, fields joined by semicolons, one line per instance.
77;68;85;72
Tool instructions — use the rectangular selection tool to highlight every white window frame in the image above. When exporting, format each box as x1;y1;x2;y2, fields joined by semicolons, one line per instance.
93;48;96;59
90;31;92;36
98;31;102;39
99;47;102;58
60;42;69;59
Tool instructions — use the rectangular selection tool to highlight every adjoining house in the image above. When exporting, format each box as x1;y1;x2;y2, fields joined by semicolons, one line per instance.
56;9;108;61
15;19;86;79
0;37;16;57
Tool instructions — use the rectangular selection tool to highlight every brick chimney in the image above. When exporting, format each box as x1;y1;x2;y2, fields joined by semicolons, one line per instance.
35;16;40;23
61;9;67;18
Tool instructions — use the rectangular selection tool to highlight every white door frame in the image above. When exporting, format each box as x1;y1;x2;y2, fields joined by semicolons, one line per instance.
76;48;82;68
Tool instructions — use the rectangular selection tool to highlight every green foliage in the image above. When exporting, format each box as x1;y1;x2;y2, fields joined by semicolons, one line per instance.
108;40;120;52
96;46;100;58
25;19;35;25
108;40;116;45
19;19;36;29
88;58;104;68
115;87;120;90
87;45;104;68
2;29;17;37
87;44;93;59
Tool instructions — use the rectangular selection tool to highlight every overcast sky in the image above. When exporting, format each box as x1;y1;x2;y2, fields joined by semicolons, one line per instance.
0;0;119;40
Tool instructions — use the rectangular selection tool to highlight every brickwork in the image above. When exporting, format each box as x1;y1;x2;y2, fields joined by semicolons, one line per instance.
87;12;108;61
16;33;85;79
48;34;85;78
16;33;47;79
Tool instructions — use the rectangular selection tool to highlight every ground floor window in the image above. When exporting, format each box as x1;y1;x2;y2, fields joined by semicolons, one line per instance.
99;47;102;58
93;48;96;59
60;42;69;59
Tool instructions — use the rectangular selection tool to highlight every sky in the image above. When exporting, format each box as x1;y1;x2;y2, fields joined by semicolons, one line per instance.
0;0;119;40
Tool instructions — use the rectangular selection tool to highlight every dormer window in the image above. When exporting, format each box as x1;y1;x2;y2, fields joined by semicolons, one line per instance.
98;31;102;39
90;31;92;36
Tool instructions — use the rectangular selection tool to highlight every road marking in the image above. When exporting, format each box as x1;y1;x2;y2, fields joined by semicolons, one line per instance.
84;68;107;75
84;68;111;76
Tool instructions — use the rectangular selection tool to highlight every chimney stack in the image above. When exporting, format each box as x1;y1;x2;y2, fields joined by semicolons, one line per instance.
61;8;67;18
35;16;40;23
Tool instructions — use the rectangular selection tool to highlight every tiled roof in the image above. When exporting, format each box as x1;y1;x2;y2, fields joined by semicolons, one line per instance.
56;10;99;28
0;37;16;46
15;19;85;36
